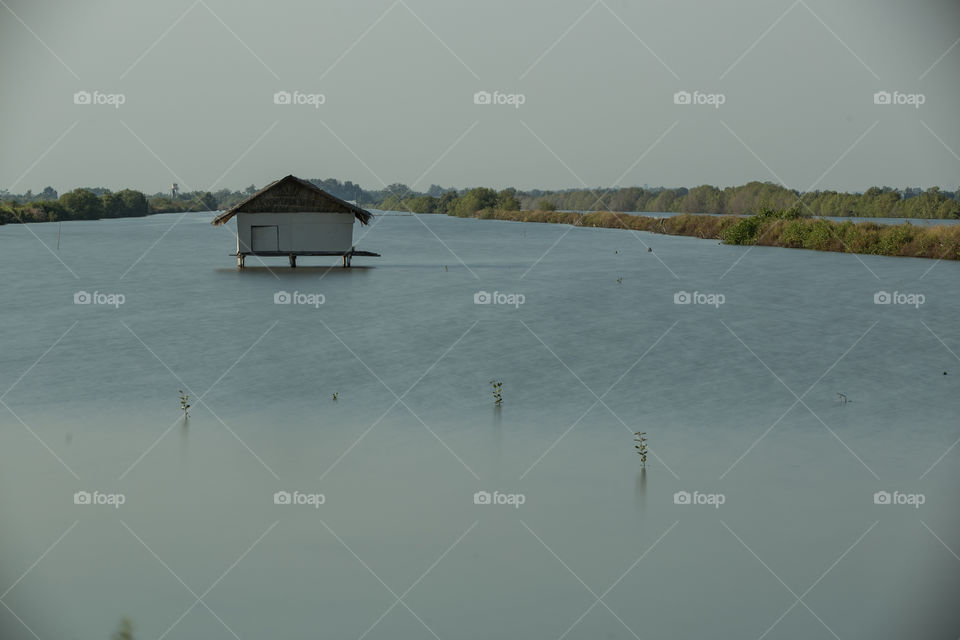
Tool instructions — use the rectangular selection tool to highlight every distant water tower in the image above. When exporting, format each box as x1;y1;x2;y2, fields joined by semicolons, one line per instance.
171;183;179;198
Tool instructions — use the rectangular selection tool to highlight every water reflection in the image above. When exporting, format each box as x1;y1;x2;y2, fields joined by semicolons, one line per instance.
635;468;647;510
492;405;503;463
180;418;189;459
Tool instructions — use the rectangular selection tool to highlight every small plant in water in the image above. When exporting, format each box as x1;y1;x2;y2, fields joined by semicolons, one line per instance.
332;392;339;401
616;276;623;284
490;379;503;406
178;390;190;418
634;431;648;466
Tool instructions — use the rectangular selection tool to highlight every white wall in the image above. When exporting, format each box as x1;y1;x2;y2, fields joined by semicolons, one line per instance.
236;211;356;253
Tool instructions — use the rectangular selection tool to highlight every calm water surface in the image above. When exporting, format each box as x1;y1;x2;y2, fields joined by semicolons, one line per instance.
2;212;958;639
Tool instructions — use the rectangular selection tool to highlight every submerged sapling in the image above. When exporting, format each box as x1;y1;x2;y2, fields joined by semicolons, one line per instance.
332;392;339;401
178;390;190;418
490;379;503;406
634;431;648;466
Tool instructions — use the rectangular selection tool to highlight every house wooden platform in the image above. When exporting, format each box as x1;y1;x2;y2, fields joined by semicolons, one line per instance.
212;175;379;268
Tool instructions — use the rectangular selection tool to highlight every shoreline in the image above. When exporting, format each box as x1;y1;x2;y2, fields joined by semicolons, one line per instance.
451;208;960;261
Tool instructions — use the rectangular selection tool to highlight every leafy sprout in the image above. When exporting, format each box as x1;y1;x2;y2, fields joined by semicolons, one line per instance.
634;431;648;466
178;390;190;418
490;379;503;406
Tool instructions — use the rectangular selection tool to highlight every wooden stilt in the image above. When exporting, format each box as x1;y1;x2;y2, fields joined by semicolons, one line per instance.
233;249;378;270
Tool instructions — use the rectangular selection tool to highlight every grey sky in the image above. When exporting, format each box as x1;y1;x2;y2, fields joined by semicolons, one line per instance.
2;0;958;195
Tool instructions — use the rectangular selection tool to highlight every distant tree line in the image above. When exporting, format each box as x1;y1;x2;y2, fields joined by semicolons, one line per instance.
529;182;960;219
381;181;960;219
2;179;958;226
0;187;147;224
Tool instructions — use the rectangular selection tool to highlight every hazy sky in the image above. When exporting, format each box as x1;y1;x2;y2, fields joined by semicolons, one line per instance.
2;0;958;194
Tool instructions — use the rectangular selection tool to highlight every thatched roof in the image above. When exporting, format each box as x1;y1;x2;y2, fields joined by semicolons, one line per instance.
211;175;372;226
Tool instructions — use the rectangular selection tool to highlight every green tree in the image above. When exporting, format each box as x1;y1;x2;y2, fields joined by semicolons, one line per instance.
404;195;436;213
646;189;677;212
196;191;218;211
608;187;643;212
497;188;520;210
102;192;122;218
454;187;498;215
384;183;410;198
436;190;459;213
118;189;148;217
59;188;104;219
378;194;403;211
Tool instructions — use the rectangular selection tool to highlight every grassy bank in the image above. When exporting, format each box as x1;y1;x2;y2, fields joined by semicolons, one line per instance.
451;207;960;261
